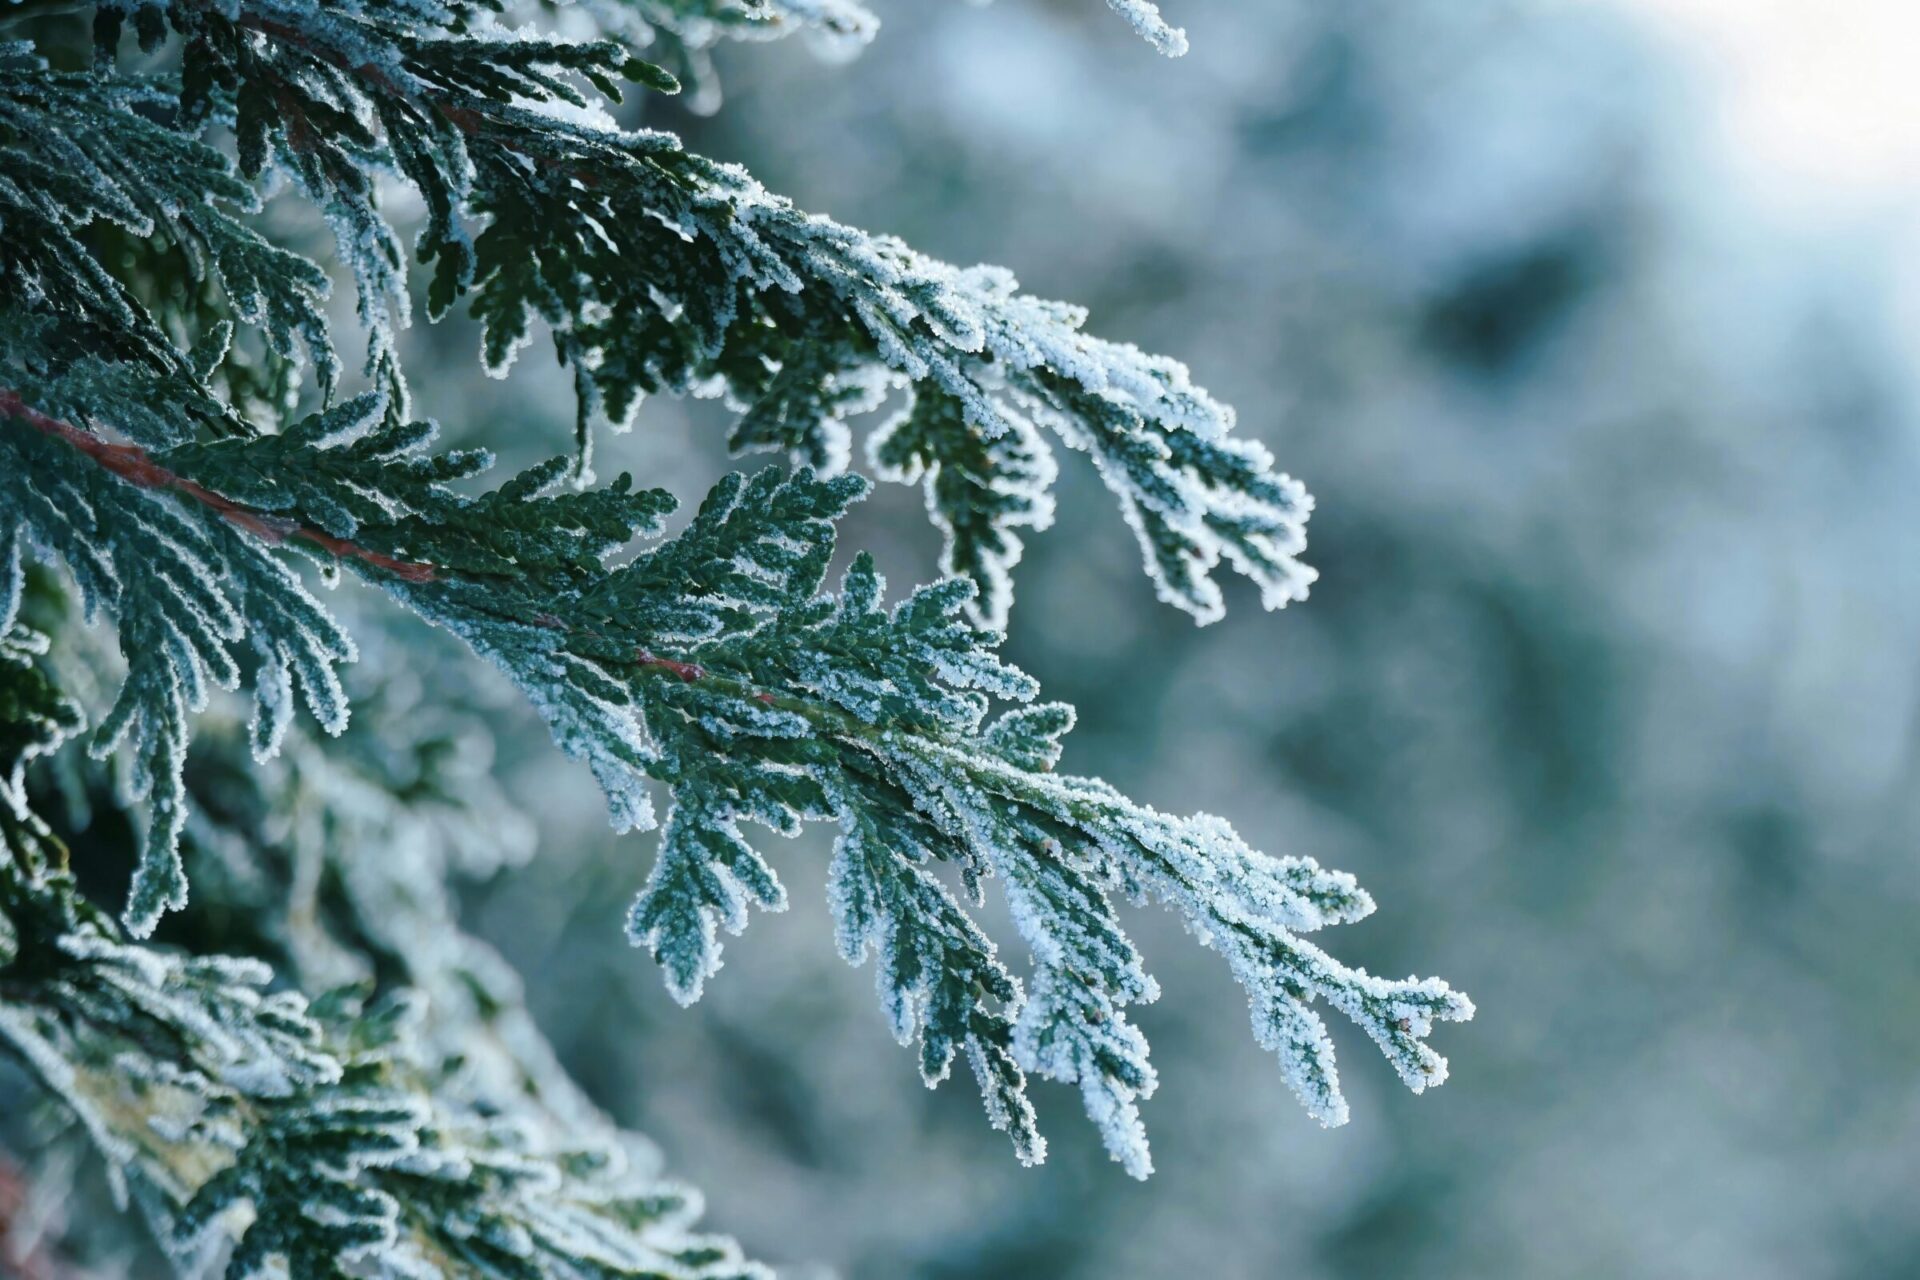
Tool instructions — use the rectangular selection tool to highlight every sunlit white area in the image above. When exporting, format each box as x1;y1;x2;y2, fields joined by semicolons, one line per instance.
1622;0;1920;201
1628;0;1920;197
1621;0;1920;341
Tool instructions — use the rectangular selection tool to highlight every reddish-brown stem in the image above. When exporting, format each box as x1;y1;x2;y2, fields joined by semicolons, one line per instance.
1;391;437;582
635;651;706;683
633;652;788;711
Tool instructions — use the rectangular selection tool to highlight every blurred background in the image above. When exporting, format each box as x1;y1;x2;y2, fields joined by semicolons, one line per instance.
417;1;1920;1275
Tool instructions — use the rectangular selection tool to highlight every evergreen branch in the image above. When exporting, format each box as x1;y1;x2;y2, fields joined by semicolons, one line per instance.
6;387;1470;1175
71;3;1305;621
0;52;335;429
0;862;768;1279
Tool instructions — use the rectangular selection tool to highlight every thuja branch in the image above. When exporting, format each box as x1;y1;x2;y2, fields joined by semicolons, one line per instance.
99;3;1316;626
3;378;1470;1174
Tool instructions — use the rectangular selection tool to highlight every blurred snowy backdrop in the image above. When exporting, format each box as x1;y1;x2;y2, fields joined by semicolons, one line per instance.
401;1;1920;1275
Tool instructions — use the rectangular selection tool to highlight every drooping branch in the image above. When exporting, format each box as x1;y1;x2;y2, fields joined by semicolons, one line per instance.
111;3;1314;624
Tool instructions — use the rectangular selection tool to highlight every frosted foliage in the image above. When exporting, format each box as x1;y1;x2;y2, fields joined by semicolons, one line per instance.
1013;965;1159;1177
1;703;769;1277
12;3;1309;620
1106;0;1188;56
591;0;1178;57
871;386;1058;630
0;424;355;937
1;1;1468;1257
627;801;788;1005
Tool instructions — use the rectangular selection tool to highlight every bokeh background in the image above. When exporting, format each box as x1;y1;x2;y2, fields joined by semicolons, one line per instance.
409;2;1920;1276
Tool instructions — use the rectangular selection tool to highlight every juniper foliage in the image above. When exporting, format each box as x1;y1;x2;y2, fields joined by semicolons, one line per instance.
0;1;1469;1270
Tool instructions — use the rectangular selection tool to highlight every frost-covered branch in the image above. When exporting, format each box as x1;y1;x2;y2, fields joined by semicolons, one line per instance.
66;2;1306;622
4;393;1469;1176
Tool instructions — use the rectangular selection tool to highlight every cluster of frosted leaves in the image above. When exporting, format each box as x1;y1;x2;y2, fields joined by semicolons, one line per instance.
160;989;764;1280
869;386;1058;630
1103;0;1188;56
0;419;356;938
158;652;749;1272
0;551;85;811
0;49;333;429
8;373;1465;1171
0;624;767;1280
84;0;1307;623
161;652;615;1137
11;392;1464;1176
